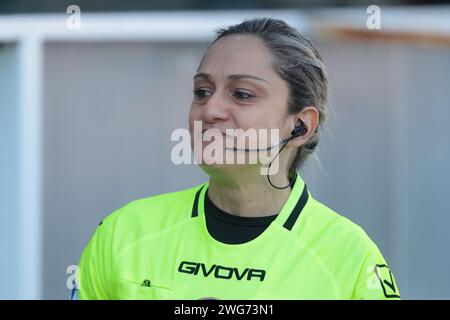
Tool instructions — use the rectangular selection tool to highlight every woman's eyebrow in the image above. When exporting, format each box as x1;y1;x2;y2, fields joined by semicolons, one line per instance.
193;72;269;83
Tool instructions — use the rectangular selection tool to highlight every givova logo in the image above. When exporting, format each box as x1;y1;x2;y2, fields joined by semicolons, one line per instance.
178;261;266;281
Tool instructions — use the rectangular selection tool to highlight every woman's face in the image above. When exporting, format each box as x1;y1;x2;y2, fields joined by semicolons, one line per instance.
189;34;295;172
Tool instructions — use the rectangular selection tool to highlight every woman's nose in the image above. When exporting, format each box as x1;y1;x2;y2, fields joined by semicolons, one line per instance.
202;93;230;123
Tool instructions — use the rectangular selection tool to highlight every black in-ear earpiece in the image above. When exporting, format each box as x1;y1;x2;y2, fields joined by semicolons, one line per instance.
290;122;307;138
267;121;308;190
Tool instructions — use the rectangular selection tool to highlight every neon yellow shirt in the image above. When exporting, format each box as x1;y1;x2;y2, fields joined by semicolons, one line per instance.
77;174;400;300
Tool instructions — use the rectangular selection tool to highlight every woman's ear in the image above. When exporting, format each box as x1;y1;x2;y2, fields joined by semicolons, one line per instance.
289;106;319;147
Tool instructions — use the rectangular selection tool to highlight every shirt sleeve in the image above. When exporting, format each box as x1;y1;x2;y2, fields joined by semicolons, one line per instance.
351;241;401;300
77;219;115;300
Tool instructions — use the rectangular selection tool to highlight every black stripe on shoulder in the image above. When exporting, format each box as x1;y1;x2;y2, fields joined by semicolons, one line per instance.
191;185;205;218
282;184;309;231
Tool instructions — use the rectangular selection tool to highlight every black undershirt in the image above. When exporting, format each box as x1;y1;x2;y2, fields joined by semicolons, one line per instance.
204;190;279;245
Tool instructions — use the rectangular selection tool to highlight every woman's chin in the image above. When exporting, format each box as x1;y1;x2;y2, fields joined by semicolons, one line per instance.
199;162;260;178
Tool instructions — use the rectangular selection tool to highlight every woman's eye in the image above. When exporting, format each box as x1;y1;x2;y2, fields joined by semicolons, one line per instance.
232;90;254;100
193;88;254;101
193;88;211;99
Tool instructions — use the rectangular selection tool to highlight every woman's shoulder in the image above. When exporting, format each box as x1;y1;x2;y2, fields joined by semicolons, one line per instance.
303;197;400;299
126;183;205;211
301;196;382;255
98;183;206;236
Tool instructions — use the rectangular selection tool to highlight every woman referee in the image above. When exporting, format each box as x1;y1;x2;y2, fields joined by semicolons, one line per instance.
76;17;400;300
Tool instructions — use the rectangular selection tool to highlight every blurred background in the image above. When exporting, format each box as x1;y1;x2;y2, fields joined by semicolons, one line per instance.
0;0;449;300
